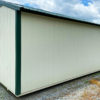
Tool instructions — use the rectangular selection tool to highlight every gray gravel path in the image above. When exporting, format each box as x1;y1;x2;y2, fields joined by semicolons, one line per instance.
0;72;100;100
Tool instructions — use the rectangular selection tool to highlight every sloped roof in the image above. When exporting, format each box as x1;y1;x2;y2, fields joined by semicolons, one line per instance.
0;0;100;26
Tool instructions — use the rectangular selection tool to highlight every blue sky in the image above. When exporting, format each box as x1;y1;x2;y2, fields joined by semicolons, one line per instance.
82;0;92;6
3;0;100;24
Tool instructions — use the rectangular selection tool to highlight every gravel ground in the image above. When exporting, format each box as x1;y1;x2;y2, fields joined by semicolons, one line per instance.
0;72;100;100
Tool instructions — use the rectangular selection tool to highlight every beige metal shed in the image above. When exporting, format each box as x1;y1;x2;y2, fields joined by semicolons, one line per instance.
0;0;100;97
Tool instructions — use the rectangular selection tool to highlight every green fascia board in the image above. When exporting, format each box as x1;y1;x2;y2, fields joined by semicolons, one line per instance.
0;0;100;26
15;10;21;96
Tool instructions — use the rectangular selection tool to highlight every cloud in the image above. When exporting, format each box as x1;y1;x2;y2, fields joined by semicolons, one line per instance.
3;0;100;24
70;3;100;21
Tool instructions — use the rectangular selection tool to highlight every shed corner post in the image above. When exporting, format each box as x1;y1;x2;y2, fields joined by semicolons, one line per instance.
15;10;21;96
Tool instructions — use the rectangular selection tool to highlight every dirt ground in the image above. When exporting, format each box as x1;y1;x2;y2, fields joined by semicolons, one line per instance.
0;72;100;100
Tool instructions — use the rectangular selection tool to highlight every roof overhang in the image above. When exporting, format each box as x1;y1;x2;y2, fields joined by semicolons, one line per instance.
0;0;100;26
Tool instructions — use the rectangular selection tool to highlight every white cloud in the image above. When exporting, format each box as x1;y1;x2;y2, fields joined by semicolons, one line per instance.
93;19;100;24
29;0;56;11
71;3;100;20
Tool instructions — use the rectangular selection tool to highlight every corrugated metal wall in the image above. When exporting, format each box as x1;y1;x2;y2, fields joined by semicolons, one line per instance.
0;6;15;93
21;12;100;94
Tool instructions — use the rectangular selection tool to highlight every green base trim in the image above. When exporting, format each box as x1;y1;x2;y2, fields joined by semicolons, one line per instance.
15;10;21;95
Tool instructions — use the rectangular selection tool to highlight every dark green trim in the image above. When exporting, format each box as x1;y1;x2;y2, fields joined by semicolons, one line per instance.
15;10;21;96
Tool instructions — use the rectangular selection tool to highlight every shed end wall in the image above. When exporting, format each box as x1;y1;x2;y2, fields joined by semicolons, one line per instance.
0;6;15;94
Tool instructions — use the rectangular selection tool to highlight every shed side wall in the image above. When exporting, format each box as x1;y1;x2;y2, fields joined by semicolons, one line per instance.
0;6;15;93
21;12;100;94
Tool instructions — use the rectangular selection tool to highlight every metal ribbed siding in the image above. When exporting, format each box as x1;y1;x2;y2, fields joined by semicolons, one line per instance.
21;12;100;94
0;6;15;94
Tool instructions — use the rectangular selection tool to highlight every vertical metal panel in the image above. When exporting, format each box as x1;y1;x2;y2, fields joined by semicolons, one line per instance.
0;6;15;93
21;12;100;94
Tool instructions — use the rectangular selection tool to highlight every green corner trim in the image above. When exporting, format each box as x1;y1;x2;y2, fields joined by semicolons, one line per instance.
15;10;21;95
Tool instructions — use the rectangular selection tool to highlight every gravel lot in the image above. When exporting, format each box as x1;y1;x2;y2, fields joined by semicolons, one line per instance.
0;72;100;100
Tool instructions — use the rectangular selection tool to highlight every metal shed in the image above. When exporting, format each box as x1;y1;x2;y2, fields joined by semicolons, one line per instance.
0;0;100;97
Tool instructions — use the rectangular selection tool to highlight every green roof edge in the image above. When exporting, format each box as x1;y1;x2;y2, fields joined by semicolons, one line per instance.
0;0;100;26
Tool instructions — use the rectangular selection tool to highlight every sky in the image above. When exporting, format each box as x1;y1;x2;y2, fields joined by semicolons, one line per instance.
3;0;100;24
